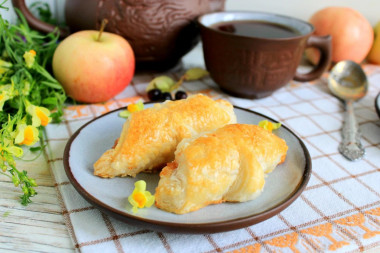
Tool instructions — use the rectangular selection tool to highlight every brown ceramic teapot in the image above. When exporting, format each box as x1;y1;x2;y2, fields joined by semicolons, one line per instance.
12;0;225;69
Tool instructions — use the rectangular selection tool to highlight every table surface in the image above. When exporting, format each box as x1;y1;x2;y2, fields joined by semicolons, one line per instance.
1;44;380;253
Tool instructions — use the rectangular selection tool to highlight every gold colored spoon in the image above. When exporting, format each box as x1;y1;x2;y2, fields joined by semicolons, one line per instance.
328;60;368;161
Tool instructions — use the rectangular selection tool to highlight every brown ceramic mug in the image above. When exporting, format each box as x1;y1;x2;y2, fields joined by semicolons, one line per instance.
198;11;332;98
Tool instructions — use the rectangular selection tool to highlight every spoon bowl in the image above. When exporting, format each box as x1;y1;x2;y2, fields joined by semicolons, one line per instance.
327;60;368;161
328;60;368;101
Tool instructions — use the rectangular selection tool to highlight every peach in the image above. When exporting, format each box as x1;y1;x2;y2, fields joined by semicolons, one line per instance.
307;7;373;64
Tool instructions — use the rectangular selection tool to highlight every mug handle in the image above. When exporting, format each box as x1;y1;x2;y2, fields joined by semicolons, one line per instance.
11;0;69;37
293;35;332;82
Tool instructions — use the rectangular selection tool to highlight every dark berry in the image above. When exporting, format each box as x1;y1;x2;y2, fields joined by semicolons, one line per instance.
147;89;162;101
175;90;188;100
161;92;173;101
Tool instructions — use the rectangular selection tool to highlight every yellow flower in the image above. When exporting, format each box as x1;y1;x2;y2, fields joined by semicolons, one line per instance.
119;101;144;118
0;84;15;111
25;100;52;127
127;100;144;113
14;124;40;146
23;49;36;68
35;107;51;126
258;120;281;132
128;180;155;213
4;146;23;157
0;59;12;76
0;92;10;111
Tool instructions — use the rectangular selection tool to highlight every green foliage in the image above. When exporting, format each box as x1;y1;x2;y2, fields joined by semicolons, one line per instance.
0;9;66;205
0;0;8;10
29;2;58;26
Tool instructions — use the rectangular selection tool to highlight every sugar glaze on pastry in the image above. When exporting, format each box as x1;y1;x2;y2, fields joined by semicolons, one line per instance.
94;94;236;178
155;124;288;214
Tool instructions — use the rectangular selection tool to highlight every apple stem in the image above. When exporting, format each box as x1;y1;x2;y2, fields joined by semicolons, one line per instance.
97;19;109;42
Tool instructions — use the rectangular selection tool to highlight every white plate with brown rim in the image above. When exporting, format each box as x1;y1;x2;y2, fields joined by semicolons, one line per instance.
63;103;312;233
375;92;380;118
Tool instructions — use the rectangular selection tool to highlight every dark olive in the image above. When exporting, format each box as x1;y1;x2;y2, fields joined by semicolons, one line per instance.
147;89;162;101
161;92;173;101
175;90;188;100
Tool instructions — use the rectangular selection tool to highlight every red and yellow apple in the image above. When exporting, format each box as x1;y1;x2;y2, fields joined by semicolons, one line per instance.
306;7;373;64
53;30;135;103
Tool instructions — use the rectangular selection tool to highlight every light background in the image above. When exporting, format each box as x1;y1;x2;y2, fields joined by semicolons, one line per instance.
225;0;380;25
1;0;380;25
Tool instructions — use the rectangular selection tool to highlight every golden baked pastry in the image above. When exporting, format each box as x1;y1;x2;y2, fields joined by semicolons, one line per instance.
94;94;236;178
155;124;288;214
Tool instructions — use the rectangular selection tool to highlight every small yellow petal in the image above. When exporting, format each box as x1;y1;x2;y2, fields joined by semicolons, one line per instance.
258;120;281;132
23;50;36;68
134;180;146;191
21;126;35;146
15;125;39;146
145;193;155;207
127;180;155;212
127;104;139;113
35;107;51;126
136;101;144;111
123;101;144;118
133;192;147;208
119;110;131;118
0;59;12;76
6;146;23;157
267;122;274;132
272;122;281;130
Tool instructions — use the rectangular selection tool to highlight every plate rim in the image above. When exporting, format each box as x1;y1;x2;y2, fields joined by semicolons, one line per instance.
375;92;380;118
63;104;312;233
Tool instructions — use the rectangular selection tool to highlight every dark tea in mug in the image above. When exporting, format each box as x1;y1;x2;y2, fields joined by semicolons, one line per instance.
212;20;301;39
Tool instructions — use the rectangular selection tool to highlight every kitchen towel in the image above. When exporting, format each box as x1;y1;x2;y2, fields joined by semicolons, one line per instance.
44;64;380;253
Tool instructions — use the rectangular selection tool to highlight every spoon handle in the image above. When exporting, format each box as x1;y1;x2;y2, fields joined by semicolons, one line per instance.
339;100;365;161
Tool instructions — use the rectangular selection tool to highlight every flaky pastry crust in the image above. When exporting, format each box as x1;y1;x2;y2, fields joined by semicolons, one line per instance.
155;124;288;214
94;94;236;178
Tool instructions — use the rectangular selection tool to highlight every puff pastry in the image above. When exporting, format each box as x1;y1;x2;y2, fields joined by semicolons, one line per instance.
155;124;288;214
94;94;236;178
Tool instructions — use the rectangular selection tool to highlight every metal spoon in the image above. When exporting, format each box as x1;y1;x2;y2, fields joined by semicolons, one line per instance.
328;60;368;161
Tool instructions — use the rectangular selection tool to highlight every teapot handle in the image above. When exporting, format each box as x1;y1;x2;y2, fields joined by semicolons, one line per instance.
11;0;69;37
